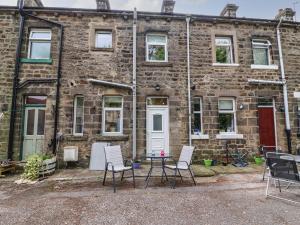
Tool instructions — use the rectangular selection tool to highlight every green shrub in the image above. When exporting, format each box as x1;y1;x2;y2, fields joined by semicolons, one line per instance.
22;154;43;180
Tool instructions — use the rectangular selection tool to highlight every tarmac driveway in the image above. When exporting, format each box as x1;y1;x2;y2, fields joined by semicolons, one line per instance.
0;173;299;225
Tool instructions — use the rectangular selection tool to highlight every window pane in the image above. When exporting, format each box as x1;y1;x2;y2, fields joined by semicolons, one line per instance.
193;113;202;134
31;31;51;39
219;100;233;110
216;46;232;63
193;98;201;112
104;97;122;108
75;97;84;134
148;45;166;61
215;37;231;45
30;42;51;59
26;96;47;105
253;48;269;65
105;111;121;132
147;98;168;106
37;109;45;135
147;35;166;43
219;113;235;132
96;32;112;48
26;109;35;135
153;114;163;131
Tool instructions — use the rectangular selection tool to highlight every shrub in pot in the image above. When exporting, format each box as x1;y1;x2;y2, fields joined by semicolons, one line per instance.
22;154;43;181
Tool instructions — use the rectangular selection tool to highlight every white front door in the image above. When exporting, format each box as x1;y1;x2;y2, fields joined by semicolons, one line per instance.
23;107;46;159
146;106;169;155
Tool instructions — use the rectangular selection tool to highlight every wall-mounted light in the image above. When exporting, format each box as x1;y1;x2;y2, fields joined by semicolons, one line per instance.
155;84;160;91
239;104;244;110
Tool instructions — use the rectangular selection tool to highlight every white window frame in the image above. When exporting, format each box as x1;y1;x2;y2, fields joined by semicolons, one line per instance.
252;39;272;66
218;98;237;134
102;96;123;136
146;34;168;62
28;29;52;59
95;31;113;49
215;36;234;64
193;97;203;135
73;96;84;136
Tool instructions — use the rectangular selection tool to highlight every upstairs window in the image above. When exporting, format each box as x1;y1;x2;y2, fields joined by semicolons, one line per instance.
102;96;123;135
28;29;51;59
95;31;112;48
73;96;84;136
218;98;236;133
215;37;234;64
146;34;168;62
252;39;272;65
192;97;203;135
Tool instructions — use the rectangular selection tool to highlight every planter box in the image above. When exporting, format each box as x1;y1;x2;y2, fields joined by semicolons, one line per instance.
39;157;56;176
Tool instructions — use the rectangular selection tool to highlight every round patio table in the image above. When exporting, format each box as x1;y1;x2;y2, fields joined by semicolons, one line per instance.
144;153;172;188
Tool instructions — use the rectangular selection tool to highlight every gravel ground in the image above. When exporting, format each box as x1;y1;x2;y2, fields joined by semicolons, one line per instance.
0;173;299;225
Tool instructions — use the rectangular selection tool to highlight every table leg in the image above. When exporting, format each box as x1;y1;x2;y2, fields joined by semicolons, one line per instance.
162;158;168;182
145;158;153;188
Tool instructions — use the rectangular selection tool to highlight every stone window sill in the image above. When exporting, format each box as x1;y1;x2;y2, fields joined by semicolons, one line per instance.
94;135;129;141
142;62;173;67
251;64;278;70
20;58;53;64
191;134;209;140
212;63;240;67
90;47;114;52
216;133;244;139
65;135;88;141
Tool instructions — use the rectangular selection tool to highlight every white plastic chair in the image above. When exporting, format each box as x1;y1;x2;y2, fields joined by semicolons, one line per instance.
103;145;135;193
164;146;196;188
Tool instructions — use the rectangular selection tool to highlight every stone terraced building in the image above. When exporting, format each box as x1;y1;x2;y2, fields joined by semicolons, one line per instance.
0;0;300;165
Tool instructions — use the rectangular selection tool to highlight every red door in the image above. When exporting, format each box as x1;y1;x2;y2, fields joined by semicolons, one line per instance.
258;107;276;149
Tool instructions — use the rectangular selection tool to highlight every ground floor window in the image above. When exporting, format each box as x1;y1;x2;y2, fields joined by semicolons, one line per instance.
218;98;236;133
192;97;203;134
73;96;84;136
102;96;123;135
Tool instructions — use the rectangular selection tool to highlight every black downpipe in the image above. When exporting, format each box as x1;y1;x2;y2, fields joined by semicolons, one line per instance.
7;0;25;160
286;129;292;154
53;27;64;154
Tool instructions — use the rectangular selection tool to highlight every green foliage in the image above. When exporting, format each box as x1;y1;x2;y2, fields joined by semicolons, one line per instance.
22;154;43;181
154;47;165;61
219;114;232;132
216;48;228;63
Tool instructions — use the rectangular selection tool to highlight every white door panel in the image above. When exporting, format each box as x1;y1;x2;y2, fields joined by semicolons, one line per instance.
146;107;169;155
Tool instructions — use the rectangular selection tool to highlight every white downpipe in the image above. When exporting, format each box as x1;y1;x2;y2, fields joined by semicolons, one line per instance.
186;17;192;146
277;19;291;131
132;8;137;160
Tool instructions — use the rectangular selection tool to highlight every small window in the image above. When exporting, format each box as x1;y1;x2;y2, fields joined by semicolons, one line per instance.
218;98;236;133
215;37;234;64
25;96;47;105
146;34;168;62
153;114;163;131
28;29;51;59
73;96;84;136
95;31;112;48
147;97;168;106
193;98;203;135
252;39;272;65
102;96;123;135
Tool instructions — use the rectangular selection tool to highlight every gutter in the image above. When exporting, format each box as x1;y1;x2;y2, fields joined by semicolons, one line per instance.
132;8;137;160
88;79;133;90
277;18;292;153
186;17;192;146
7;0;25;160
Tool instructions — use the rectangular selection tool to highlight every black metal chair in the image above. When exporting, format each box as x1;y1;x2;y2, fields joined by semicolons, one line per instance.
265;152;300;204
262;146;281;181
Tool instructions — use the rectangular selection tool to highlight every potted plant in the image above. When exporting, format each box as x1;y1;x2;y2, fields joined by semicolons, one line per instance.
254;153;264;165
203;159;213;167
132;159;141;169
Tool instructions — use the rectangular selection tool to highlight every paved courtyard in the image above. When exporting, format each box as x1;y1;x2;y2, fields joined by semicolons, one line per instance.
0;169;299;225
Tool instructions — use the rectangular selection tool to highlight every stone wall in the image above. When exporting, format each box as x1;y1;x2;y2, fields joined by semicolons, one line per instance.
0;7;300;164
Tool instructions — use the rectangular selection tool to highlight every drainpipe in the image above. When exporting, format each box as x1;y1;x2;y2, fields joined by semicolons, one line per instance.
7;0;25;160
186;17;192;146
132;8;137;160
277;18;292;153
